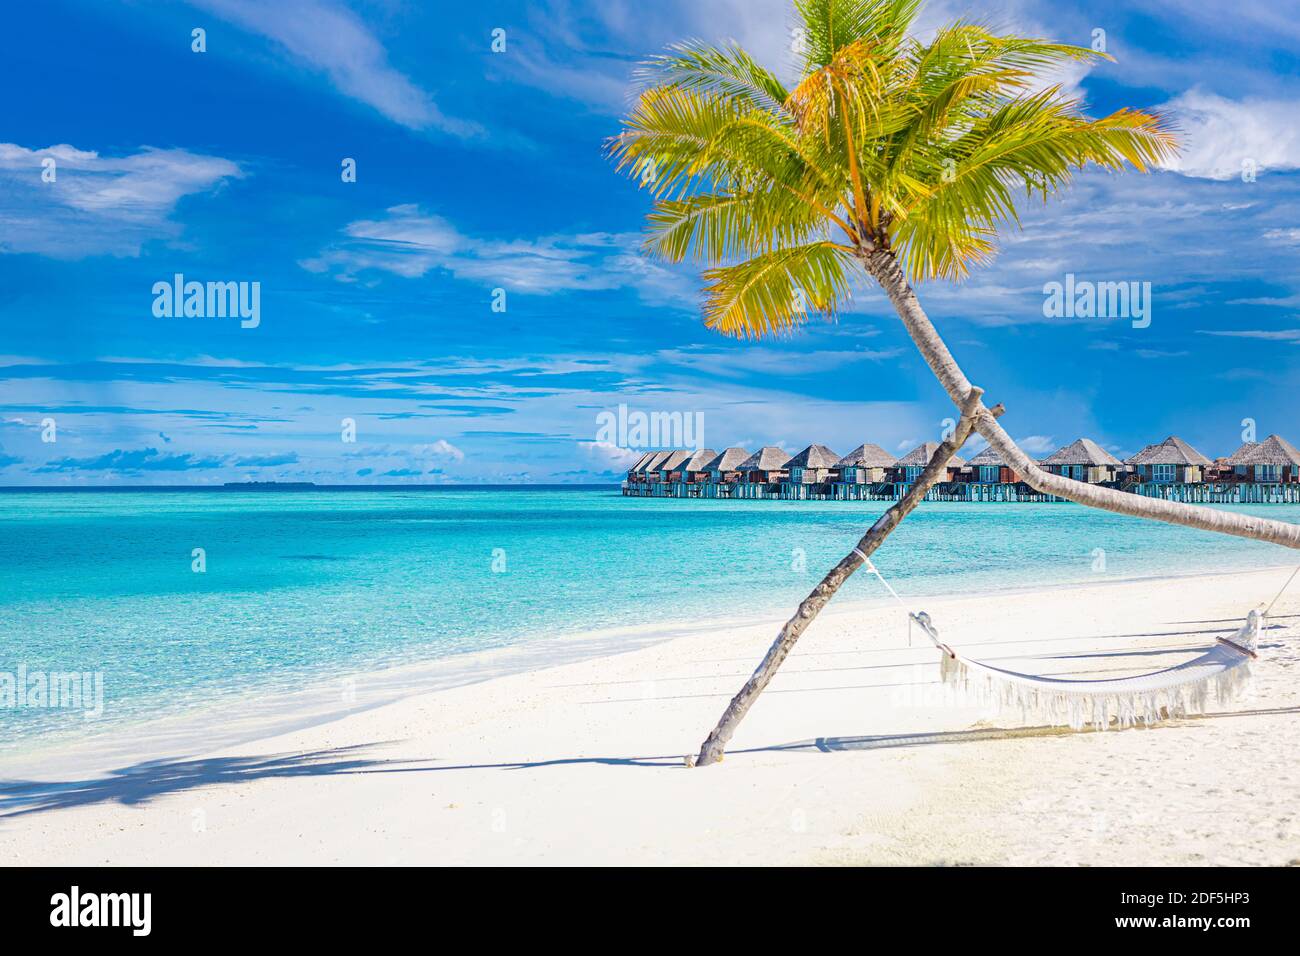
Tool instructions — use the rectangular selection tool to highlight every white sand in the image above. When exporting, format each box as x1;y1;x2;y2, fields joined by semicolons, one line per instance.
4;567;1299;866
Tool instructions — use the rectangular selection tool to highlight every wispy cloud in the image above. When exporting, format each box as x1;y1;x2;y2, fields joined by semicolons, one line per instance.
36;447;225;474
1263;229;1300;247
1198;328;1300;341
1135;348;1190;359
1016;435;1057;455
657;345;902;377
232;452;300;466
0;143;241;258
498;0;795;111
188;0;480;136
302;204;696;302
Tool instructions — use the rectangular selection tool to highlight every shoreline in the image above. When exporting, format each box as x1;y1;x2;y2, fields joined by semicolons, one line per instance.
5;561;1296;780
4;565;1299;865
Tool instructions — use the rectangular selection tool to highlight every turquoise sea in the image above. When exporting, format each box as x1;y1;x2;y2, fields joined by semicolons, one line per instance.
2;486;1298;749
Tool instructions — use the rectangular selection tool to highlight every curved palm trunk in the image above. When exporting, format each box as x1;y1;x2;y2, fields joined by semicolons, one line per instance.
692;388;993;766
863;250;1300;549
692;250;1300;768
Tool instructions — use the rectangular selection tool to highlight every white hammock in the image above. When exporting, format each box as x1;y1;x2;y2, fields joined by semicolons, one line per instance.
910;609;1259;731
855;549;1278;731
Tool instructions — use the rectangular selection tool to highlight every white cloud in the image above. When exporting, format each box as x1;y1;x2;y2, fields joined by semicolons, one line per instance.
1016;435;1057;454
413;439;465;463
0;143;241;258
502;0;795;111
188;0;479;136
303;204;697;302
657;345;902;377
579;440;641;470
1197;329;1300;341
1157;90;1300;180
1263;229;1300;247
1135;348;1189;359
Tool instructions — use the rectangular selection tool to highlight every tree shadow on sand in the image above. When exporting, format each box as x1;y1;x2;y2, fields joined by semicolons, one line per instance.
5;705;1296;820
0;744;429;820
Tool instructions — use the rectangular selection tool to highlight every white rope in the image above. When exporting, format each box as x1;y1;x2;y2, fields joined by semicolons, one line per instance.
1263;564;1300;618
852;548;910;611
853;548;915;644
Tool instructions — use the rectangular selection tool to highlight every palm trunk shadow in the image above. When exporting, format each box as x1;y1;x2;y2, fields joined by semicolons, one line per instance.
6;705;1294;822
0;744;423;820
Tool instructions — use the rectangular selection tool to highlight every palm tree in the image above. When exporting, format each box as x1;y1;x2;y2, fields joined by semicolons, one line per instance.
610;0;1300;766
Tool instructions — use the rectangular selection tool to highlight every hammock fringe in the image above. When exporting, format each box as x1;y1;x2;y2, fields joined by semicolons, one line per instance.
939;651;1253;731
930;611;1261;731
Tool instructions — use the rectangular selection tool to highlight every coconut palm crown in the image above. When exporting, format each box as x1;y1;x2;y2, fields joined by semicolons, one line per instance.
608;0;1177;338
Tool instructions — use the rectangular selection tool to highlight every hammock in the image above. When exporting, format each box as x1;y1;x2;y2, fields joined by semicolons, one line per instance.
855;549;1289;731
911;608;1259;730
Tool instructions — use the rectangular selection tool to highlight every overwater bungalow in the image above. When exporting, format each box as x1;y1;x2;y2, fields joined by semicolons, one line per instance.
737;447;792;493
965;445;1021;484
892;442;965;483
634;450;671;483
680;447;719;484
626;451;657;486
620;432;1300;503
703;447;750;484
1125;435;1211;484
786;444;841;484
654;449;693;484
1205;455;1238;483
1227;435;1300;483
1040;438;1124;484
836;443;895;484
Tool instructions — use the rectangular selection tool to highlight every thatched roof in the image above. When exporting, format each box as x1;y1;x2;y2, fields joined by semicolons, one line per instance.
657;450;692;472
1225;442;1257;463
896;442;965;467
1228;434;1300;466
1041;438;1123;467
836;443;895;468
681;448;719;472
738;446;792;471
703;447;751;472
1126;435;1211;467
786;443;840;469
628;451;656;472
966;445;1008;467
636;451;671;474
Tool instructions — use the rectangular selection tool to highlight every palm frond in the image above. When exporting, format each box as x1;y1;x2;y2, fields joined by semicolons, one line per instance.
891;91;1178;279
611;0;1182;334
645;190;826;263
794;0;922;71
702;242;856;337
639;40;790;115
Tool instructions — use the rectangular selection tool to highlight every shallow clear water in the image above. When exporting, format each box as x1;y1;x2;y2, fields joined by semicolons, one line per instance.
1;486;1297;746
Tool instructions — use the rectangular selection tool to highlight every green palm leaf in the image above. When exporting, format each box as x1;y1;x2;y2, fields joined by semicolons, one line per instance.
612;0;1180;334
702;242;856;338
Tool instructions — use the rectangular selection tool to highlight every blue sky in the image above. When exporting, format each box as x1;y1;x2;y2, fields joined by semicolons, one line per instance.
2;0;1299;484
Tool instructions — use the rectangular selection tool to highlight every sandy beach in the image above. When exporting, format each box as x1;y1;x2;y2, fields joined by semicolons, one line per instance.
4;566;1299;867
